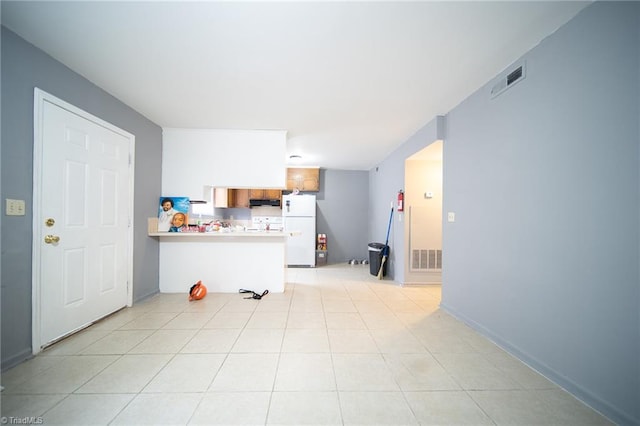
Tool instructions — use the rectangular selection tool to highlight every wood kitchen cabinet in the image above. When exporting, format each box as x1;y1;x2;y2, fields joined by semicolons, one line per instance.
266;189;282;199
249;188;282;199
286;168;320;192
249;189;264;199
213;188;234;208
231;189;250;208
214;188;252;208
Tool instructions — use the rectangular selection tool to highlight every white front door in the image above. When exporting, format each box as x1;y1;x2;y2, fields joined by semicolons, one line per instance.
33;89;134;350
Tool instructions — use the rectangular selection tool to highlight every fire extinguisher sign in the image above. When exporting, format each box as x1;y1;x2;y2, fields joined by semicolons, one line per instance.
397;190;404;212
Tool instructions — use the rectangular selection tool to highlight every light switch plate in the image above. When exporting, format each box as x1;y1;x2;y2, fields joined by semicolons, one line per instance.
6;199;26;216
447;212;455;222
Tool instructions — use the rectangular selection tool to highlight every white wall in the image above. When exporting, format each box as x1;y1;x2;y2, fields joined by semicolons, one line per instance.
162;128;287;199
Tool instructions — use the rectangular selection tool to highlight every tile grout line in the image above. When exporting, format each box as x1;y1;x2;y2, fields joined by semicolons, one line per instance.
263;278;295;426
110;295;198;425
184;294;240;426
323;279;346;426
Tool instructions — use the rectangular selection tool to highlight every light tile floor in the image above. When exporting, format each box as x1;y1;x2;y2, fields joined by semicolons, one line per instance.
1;264;612;425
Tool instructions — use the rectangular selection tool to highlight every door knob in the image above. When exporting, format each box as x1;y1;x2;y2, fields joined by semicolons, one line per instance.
44;235;60;244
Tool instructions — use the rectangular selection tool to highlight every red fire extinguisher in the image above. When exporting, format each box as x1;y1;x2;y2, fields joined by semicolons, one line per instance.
397;190;404;212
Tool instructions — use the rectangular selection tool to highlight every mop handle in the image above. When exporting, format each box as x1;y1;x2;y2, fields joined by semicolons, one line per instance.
384;207;394;248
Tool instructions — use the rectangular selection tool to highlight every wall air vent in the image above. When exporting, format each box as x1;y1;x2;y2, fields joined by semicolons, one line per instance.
411;249;442;271
491;61;526;99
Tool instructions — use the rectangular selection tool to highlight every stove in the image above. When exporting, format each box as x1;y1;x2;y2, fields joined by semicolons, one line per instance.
250;216;283;231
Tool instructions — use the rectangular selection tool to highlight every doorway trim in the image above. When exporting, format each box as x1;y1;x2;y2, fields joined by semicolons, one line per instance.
31;88;135;354
403;139;444;284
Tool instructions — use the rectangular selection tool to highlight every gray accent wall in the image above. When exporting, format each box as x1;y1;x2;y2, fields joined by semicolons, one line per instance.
368;2;638;423
440;3;639;425
316;169;369;264
1;27;162;370
368;116;444;282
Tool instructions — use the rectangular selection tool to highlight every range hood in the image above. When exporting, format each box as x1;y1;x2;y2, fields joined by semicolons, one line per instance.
249;198;281;208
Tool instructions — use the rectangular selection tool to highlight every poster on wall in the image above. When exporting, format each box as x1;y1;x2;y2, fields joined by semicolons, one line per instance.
157;196;190;232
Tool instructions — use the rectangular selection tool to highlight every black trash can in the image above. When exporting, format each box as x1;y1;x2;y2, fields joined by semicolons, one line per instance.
368;242;388;277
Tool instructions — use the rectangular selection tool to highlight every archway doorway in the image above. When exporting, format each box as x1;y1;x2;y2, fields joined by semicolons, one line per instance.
404;140;443;284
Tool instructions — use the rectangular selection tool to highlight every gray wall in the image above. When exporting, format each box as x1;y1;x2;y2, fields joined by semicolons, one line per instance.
316;169;369;264
368;116;444;282
1;27;162;370
440;3;639;424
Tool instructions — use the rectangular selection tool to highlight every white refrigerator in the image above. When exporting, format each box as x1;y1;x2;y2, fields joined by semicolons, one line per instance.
282;194;316;267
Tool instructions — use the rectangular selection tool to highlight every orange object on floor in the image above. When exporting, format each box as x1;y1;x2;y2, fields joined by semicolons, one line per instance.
188;280;207;301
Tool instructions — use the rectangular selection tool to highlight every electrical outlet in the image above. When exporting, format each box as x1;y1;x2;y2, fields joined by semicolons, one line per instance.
6;199;26;216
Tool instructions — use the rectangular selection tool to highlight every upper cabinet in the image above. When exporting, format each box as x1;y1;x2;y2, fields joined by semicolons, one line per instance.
249;189;282;199
213;188;234;208
232;189;250;208
213;188;251;208
286;168;320;192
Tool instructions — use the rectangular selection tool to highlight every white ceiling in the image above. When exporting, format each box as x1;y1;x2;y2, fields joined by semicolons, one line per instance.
2;1;589;171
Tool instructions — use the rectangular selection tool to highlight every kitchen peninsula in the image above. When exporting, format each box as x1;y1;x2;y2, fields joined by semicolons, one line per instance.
150;224;288;294
158;127;290;294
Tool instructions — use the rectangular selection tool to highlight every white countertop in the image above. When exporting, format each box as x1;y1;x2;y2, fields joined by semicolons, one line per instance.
147;217;301;239
149;230;293;238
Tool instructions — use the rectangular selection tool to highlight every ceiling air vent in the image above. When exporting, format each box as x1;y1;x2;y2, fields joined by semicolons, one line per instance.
491;61;526;99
